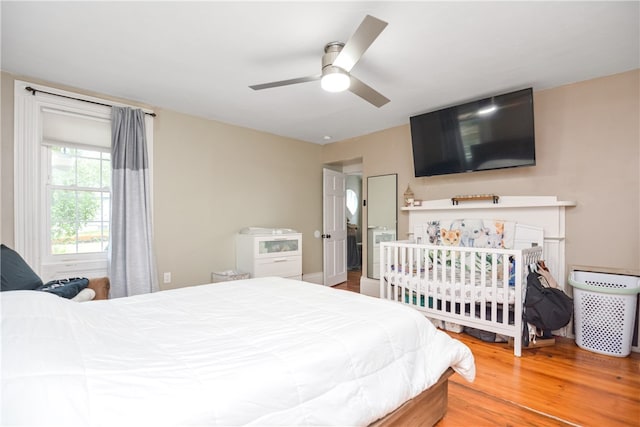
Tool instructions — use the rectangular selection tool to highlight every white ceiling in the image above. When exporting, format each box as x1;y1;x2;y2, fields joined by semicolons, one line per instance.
2;1;638;144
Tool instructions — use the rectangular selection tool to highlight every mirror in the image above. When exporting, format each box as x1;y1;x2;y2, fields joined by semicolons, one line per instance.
366;174;397;279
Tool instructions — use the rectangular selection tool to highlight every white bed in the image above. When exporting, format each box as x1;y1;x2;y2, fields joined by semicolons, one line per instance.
1;277;475;426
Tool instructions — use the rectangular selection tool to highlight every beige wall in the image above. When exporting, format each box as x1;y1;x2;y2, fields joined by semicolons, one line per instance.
0;71;324;289
323;69;640;277
153;109;323;289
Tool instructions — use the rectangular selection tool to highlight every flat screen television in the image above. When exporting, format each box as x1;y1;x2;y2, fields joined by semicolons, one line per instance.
410;88;535;177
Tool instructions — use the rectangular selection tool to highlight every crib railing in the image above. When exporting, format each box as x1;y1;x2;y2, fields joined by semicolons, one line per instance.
379;241;543;356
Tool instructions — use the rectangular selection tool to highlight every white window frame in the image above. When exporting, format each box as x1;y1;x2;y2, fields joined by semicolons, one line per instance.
41;140;112;263
14;80;154;281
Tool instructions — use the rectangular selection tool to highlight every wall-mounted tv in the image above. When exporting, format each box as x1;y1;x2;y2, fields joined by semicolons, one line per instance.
410;88;535;177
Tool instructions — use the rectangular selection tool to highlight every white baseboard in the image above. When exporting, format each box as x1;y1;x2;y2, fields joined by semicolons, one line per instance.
302;272;323;285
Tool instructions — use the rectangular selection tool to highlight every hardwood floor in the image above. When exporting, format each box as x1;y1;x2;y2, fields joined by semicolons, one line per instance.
332;272;640;426
333;269;362;293
441;332;639;426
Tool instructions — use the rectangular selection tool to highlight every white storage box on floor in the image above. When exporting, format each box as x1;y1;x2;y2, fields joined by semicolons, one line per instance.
569;271;640;357
211;270;250;283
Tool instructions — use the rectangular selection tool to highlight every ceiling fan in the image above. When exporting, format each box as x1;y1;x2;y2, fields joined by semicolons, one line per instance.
249;15;390;108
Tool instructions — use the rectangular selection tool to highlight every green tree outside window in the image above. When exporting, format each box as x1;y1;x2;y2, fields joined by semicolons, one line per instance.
49;146;110;254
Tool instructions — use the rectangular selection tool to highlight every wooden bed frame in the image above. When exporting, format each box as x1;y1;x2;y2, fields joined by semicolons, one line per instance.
371;368;454;426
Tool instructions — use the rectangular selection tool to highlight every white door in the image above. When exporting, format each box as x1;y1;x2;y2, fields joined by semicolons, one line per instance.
322;168;347;286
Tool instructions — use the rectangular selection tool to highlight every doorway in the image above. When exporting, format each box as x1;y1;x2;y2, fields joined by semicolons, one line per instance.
346;174;362;272
323;159;362;288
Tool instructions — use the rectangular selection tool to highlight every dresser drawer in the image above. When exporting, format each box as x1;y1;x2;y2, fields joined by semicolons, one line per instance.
255;236;301;258
254;256;302;278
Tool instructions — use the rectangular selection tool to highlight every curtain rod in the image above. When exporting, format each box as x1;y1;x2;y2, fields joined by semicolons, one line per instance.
25;86;156;117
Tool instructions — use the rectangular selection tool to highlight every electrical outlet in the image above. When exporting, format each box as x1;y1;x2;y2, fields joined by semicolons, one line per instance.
163;272;171;284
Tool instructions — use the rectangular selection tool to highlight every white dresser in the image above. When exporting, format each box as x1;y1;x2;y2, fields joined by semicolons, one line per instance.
235;228;302;280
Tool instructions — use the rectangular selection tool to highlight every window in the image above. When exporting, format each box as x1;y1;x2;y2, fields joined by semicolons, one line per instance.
38;107;112;276
14;81;153;281
46;146;111;255
346;189;358;216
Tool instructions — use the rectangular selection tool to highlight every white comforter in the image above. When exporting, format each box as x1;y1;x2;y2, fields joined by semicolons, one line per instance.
1;277;475;426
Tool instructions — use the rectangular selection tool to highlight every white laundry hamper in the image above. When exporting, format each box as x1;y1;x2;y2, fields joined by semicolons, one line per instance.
569;271;640;357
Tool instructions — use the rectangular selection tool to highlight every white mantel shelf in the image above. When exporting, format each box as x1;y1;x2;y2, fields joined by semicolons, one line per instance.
402;196;576;211
402;195;576;305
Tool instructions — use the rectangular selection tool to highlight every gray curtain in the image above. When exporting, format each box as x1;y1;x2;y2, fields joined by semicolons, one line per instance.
109;107;158;298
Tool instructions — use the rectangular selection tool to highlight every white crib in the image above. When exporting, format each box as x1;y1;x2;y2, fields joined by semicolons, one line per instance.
380;241;543;356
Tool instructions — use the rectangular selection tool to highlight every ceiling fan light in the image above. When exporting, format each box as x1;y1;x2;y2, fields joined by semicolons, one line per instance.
321;69;351;93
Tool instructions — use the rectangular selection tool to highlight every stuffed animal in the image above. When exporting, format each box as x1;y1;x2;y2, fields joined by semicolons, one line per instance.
486;233;504;248
470;226;489;245
440;228;461;246
425;221;440;244
473;229;490;248
450;219;485;247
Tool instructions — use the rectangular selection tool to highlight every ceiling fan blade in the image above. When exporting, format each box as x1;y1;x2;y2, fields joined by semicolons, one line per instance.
332;15;388;72
348;75;390;108
249;75;321;90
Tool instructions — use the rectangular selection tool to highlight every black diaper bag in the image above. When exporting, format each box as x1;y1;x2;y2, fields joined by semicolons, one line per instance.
524;271;573;331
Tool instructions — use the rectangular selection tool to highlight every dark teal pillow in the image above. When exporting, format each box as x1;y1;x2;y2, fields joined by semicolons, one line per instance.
37;277;89;299
1;244;43;291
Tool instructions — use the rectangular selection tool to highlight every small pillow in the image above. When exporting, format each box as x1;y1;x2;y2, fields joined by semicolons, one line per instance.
37;277;89;299
71;288;96;302
1;244;43;291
